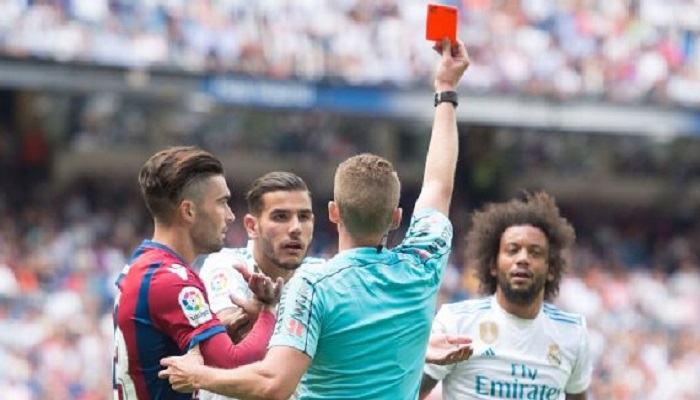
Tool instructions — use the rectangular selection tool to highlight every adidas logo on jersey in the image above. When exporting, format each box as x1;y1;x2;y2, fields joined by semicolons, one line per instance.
482;348;496;357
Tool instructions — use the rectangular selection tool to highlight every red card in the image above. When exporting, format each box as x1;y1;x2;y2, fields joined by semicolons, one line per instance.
426;3;458;43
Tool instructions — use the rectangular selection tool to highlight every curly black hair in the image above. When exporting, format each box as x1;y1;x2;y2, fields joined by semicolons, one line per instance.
465;192;576;301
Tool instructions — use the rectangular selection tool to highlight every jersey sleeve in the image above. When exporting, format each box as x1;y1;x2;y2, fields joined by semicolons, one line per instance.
199;253;250;313
423;304;458;381
565;317;593;394
393;208;453;279
267;269;323;359
148;264;225;351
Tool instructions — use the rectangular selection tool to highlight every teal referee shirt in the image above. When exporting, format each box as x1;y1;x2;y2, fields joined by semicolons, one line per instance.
269;208;453;399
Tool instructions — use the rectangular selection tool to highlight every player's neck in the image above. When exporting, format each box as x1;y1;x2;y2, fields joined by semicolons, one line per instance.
152;224;197;265
495;291;544;320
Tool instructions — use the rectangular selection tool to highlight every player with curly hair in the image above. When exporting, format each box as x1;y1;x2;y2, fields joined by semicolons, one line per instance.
420;192;593;400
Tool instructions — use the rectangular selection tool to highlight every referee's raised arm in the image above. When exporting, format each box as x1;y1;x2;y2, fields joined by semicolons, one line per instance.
414;38;470;217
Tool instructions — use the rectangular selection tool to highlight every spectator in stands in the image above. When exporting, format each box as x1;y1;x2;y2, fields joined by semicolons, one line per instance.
1;1;699;105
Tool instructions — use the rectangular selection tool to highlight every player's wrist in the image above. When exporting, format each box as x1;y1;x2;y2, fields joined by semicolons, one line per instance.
260;304;276;314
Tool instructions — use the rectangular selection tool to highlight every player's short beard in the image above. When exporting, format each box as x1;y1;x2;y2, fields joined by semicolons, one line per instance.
266;253;304;271
497;270;546;305
193;225;224;255
260;237;305;271
276;260;303;271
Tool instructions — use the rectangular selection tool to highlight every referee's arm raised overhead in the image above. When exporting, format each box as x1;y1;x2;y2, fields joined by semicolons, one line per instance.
414;38;470;217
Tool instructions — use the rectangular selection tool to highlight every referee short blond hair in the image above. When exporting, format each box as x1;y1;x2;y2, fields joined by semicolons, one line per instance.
333;153;401;238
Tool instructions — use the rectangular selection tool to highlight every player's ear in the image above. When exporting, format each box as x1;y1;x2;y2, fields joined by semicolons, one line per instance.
390;208;402;230
328;201;340;224
244;214;258;239
180;200;196;224
546;264;555;282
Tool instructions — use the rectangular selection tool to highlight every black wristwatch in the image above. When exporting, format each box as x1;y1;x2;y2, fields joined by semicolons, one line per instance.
434;91;459;107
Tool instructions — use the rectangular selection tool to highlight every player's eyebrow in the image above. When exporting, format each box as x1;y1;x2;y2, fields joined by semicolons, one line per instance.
269;207;312;213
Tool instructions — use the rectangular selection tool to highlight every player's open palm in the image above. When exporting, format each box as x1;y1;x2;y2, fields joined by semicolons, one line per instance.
234;265;284;305
425;334;473;365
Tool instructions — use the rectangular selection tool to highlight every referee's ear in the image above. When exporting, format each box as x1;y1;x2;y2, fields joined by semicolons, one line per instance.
328;201;341;224
390;208;403;230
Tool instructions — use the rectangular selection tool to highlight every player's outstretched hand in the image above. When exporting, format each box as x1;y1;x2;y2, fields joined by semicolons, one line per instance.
222;294;266;341
425;333;473;365
234;265;284;305
432;38;470;92
158;351;205;393
217;304;251;342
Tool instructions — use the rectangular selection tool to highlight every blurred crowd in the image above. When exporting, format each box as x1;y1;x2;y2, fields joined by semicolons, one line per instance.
486;128;700;179
0;178;698;399
0;0;699;105
0;2;698;398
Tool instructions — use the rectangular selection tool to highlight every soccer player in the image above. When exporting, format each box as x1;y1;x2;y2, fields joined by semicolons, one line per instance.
114;146;283;400
419;192;593;400
197;171;323;400
158;37;470;399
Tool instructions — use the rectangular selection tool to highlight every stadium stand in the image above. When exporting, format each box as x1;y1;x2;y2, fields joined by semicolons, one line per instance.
0;0;698;105
0;1;698;399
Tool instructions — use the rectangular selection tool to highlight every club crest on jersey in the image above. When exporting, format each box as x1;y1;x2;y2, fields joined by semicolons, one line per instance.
479;320;499;344
178;287;212;327
168;264;188;281
547;343;562;366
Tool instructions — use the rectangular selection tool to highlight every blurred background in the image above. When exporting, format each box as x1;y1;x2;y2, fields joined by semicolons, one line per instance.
0;0;698;399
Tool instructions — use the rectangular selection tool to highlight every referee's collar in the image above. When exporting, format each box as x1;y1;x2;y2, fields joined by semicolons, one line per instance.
339;246;389;257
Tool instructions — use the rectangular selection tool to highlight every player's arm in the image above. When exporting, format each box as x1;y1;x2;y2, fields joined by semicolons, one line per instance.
160;346;309;400
199;254;254;339
200;269;284;368
218;265;284;342
414;38;470;216
419;307;461;399
161;270;320;399
419;374;439;400
419;334;472;400
151;266;280;369
216;306;248;338
564;318;593;400
425;334;472;365
197;305;277;369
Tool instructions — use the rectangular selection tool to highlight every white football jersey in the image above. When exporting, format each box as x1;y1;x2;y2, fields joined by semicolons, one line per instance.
424;296;592;400
197;241;324;400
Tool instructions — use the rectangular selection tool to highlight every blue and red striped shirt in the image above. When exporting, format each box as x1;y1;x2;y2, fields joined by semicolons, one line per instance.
113;240;225;400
